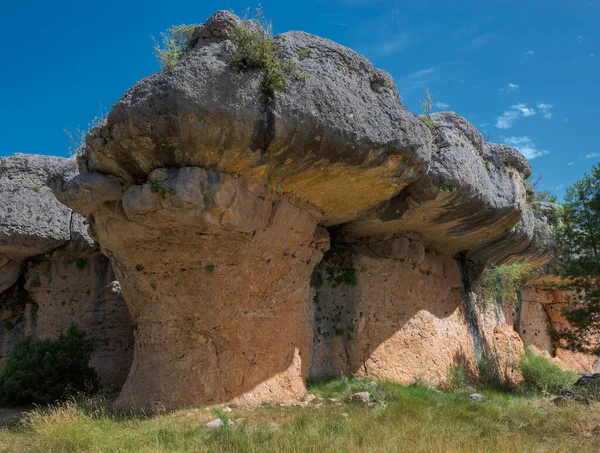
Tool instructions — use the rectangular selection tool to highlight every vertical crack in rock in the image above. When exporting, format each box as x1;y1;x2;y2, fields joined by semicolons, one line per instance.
456;253;484;361
513;290;523;333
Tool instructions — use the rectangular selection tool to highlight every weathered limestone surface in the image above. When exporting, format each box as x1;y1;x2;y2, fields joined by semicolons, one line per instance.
80;13;432;227
48;10;596;408
518;287;598;374
345;112;531;264
310;236;476;384
0;154;133;387
89;168;325;408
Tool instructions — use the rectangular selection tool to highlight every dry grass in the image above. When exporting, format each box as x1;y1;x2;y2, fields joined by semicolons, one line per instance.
1;379;599;452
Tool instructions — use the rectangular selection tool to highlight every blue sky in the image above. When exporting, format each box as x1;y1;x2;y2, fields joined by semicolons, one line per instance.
1;0;598;198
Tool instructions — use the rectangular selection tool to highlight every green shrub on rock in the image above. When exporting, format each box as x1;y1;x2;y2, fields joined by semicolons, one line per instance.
0;324;98;406
517;349;578;394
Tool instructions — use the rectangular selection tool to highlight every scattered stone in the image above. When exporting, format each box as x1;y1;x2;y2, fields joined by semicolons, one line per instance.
222;406;232;413
204;418;234;429
575;374;600;387
367;381;378;388
350;392;373;404
469;393;485;403
302;394;316;403
185;412;194;417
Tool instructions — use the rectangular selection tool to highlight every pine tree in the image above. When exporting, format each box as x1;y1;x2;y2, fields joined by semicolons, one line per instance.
555;164;600;354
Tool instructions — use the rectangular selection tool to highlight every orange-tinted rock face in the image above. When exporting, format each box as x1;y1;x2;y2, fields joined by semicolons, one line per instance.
518;286;598;374
311;236;478;385
88;169;324;409
0;249;134;388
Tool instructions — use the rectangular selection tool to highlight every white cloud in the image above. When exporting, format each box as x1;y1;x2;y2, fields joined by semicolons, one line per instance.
480;121;490;127
501;83;519;93
503;136;549;160
591;54;597;57
568;162;575;166
524;50;535;56
435;102;449;109
585;153;599;159
495;103;536;129
577;36;586;43
537;103;553;119
513;103;536;116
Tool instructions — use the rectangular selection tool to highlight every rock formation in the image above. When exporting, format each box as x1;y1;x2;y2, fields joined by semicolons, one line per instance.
0;154;133;387
21;10;594;407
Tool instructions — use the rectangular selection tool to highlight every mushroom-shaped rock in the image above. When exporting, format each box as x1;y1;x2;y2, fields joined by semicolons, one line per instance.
81;15;431;226
57;11;433;409
91;169;323;408
345;112;530;262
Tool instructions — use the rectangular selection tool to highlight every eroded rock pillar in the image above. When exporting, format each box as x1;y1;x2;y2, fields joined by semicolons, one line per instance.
82;168;324;408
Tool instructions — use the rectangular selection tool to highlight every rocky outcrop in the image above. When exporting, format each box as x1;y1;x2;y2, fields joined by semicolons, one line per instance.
517;287;598;374
345;112;531;264
48;10;594;408
310;235;476;384
0;154;133;387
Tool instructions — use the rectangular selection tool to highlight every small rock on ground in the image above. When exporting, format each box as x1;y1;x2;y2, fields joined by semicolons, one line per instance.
469;393;485;403
205;418;235;429
350;392;373;404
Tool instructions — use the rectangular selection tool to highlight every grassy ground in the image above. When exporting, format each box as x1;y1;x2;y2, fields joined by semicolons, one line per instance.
0;378;599;452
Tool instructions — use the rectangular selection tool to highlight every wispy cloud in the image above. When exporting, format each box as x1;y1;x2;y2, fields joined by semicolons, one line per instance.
397;67;438;92
461;33;495;52
585;152;599;159
524;50;535;56
501;83;519;94
495;103;536;129
435;102;450;109
568;162;575;166
373;33;410;56
591;54;597;58
537;103;553;119
503;136;549;160
577;35;586;44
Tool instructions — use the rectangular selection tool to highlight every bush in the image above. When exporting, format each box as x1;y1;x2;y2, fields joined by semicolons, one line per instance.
0;324;99;406
445;363;467;391
152;24;197;68
229;8;295;95
517;349;578;394
477;353;510;391
479;262;529;303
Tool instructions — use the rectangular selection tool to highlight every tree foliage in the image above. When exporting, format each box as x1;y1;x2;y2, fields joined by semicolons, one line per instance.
555;163;600;354
0;324;98;406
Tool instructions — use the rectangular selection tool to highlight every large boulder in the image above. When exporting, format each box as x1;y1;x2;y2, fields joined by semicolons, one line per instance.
0;154;134;387
345;112;531;264
54;10;434;409
80;11;431;226
0;154;75;262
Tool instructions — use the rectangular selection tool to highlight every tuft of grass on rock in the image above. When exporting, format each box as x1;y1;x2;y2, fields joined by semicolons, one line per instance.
229;8;298;95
